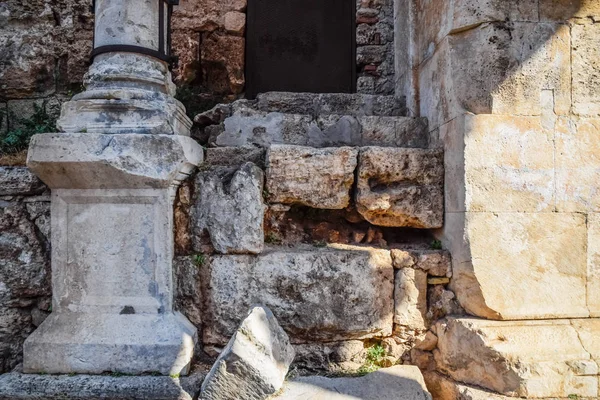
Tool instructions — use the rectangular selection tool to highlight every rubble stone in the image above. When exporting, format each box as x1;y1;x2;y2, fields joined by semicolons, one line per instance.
356;147;444;228
0;167;46;197
191;162;265;254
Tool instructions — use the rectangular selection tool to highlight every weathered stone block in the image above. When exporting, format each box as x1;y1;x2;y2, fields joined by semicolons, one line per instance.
0;370;205;400
200;306;295;400
0;167;46;196
587;213;600;317
435;318;599;398
202;245;394;345
191;162;264;254
391;249;451;277
266;145;358;209
572;22;600;116
463;115;555;213
394;268;428;331
356;147;444;228
446;212;589;320
556;117;600;212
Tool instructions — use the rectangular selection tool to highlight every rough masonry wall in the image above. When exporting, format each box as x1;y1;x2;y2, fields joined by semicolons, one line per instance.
0;168;50;374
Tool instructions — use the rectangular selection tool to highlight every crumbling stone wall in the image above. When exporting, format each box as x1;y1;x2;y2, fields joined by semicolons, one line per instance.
0;168;50;373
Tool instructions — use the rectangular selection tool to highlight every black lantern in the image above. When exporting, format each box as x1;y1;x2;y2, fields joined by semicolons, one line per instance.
90;0;179;68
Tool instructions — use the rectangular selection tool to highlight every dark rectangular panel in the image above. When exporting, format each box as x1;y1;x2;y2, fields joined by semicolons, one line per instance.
246;0;356;98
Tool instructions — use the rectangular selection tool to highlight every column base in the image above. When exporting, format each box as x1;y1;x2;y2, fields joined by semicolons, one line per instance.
23;312;197;376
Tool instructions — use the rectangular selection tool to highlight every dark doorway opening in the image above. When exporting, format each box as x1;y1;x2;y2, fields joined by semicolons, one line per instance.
246;0;356;99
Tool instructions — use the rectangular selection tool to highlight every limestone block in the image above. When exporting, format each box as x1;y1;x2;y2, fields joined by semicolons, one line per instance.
391;249;452;277
200;306;295;400
464;115;555;212
435;318;599;398
420;22;571;130
394;268;428;330
356;147;444;228
587;215;600;316
191;163;265;254
571;18;600;116
266;145;357;209
0;167;46;196
273;365;431;400
27;133;203;189
0;369;205;400
202;245;394;344
413;0;539;65
446;212;589;320
556;117;600;212
571;319;600;365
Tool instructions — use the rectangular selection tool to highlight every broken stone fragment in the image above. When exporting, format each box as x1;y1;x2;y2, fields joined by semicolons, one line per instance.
356;147;444;228
266;145;358;209
200;306;295;400
191;162;265;254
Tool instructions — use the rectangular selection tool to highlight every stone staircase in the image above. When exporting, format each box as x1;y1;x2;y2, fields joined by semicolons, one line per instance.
195;92;430;149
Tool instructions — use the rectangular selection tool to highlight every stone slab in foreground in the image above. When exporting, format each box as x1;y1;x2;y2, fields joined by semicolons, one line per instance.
202;245;394;345
0;368;205;400
270;365;431;400
200;306;295;400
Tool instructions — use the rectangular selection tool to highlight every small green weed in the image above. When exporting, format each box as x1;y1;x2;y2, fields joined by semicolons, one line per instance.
192;253;206;267
313;240;327;248
265;232;281;245
357;343;386;376
169;373;180;379
430;240;443;250
568;395;580;400
1;103;57;155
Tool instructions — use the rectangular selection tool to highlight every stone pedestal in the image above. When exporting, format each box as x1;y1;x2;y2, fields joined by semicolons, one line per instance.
22;133;203;375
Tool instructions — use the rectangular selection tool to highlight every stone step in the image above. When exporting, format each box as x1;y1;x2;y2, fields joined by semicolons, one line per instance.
206;107;429;149
254;92;407;117
270;365;432;400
